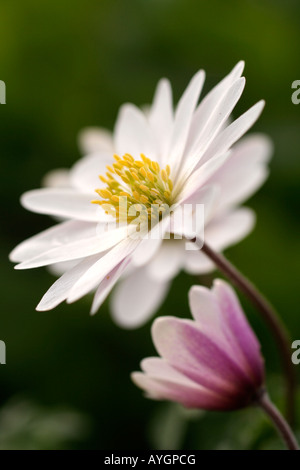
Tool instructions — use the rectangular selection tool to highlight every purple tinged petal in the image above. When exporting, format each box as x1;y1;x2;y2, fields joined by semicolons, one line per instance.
151;316;257;404
212;279;265;386
131;371;240;411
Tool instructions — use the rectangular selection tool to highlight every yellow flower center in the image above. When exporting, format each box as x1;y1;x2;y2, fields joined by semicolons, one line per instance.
92;153;174;225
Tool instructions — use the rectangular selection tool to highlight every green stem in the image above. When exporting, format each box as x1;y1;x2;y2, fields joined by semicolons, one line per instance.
197;240;296;425
257;391;299;450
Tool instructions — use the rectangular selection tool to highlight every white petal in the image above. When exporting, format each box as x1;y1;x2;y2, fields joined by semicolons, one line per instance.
67;238;139;303
185;61;245;157
208;134;272;212
70;151;113;194
181;77;245;178
42;169;71;189
183;248;215;275
111;268;170;328
188;285;221;329
36;254;102;311
149;78;173;161
171;186;218;240
151;316;249;396
204;207;255;251
200;100;265;166
177;151;230;203
15;225;130;269
140;357;199;387
188;284;254;370
21;188;105;222
78;127;113;155
90;258;131;314
167;70;205;179
9;220;96;263
48;260;79;276
114;104;157;159
130;216;170;267
183;208;255;275
146;240;184;282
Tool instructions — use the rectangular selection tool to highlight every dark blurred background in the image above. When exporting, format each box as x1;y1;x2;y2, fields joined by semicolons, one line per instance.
0;0;300;449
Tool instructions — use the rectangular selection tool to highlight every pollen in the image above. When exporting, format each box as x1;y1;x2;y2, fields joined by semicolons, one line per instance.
92;153;174;224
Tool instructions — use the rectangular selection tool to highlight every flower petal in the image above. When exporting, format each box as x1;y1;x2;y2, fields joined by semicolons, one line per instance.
149;78;173;162
21;189;103;222
200;100;265;166
167;70;205;179
90;257;131;315
184;61;244;157
208;134;272;212
131;372;238;410
111;268;170;328
9;220;96;263
66;238;139;304
48;260;79;276
188;285;222;331
146;240;184;282
42;169;71;189
183;249;215;275
130;216;170;267
36;254;102;311
204;207;256;251
152;316;254;397
212;279;264;385
132;359;238;410
15;225;130;269
114;104;157;160
177;151;230;202
70;151;114;194
183;208;255;275
181;77;246;178
78;127;113;155
171;185;218;241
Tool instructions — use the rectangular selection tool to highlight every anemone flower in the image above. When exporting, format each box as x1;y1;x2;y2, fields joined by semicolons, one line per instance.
10;62;269;328
132;279;265;410
131;280;299;450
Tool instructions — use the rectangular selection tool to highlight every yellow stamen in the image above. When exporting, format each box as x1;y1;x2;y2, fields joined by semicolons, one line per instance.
97;188;112;199
132;191;140;200
140;195;149;203
161;169;168;182
151;161;160;173
139;167;147;179
124;153;134;162
131;171;140;181
113;162;123;171
147;171;155;183
93;153;174;224
139;184;149;193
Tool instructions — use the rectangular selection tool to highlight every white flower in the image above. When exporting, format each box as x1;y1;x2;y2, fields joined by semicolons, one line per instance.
10;62;271;328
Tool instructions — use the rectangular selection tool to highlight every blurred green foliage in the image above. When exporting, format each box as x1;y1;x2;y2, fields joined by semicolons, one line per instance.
0;0;300;449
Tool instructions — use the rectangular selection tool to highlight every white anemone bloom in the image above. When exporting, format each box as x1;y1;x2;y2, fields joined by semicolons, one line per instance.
10;62;272;328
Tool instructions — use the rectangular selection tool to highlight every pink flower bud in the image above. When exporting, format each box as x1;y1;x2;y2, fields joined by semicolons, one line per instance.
132;279;265;411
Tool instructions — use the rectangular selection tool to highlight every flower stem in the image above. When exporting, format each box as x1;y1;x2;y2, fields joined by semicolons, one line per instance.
257;391;299;450
196;240;296;424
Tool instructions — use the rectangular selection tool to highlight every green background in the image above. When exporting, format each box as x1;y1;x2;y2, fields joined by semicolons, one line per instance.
0;0;299;449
